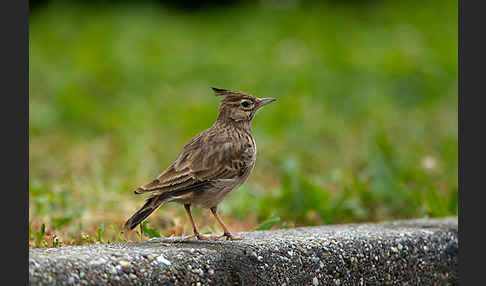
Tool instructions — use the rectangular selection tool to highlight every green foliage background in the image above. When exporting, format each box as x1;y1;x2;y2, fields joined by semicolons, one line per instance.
29;0;457;246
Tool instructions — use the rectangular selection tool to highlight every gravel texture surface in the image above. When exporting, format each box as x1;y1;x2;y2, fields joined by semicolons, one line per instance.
29;217;458;285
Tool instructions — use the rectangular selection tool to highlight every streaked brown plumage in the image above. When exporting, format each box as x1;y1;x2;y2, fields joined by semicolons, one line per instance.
123;87;276;240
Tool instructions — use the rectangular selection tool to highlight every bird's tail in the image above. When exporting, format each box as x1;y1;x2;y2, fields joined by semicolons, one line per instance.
123;195;168;231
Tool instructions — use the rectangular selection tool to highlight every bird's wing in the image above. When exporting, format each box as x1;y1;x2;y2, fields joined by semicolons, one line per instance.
132;128;247;196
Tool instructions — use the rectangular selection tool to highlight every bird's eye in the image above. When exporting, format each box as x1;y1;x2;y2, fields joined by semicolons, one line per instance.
241;101;251;108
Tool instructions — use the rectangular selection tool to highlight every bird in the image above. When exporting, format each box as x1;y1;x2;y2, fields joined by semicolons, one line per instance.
123;87;276;240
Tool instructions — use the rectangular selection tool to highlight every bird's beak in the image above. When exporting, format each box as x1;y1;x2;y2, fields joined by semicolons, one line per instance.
257;97;276;108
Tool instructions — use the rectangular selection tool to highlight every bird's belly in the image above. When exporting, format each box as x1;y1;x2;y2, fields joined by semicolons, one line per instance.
191;187;231;208
190;176;248;208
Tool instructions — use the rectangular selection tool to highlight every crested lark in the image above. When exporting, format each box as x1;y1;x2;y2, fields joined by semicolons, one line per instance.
123;87;276;240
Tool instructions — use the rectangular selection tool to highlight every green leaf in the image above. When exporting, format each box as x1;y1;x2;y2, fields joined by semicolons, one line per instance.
141;221;161;238
40;223;45;236
34;224;46;248
111;223;121;242
97;223;104;243
255;216;280;231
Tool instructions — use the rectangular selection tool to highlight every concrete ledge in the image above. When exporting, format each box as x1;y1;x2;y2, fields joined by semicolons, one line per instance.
29;217;458;285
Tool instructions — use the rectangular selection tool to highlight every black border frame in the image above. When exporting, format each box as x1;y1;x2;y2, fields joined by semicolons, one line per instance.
2;0;29;284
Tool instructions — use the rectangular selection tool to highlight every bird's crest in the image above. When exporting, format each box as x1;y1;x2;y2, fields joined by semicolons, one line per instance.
211;87;250;98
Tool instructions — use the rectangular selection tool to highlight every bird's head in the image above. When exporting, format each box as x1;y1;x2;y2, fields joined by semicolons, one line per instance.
212;87;276;126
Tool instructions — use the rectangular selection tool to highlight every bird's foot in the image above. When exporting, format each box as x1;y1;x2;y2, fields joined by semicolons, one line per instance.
216;232;242;241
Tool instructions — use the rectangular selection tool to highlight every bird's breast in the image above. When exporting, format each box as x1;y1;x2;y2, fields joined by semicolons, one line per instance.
242;132;256;158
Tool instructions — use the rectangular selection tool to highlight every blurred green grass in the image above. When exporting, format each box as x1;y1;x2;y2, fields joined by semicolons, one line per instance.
29;0;457;247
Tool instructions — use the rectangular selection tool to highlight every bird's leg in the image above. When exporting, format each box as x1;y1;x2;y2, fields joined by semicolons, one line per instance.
211;207;242;241
183;204;212;240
